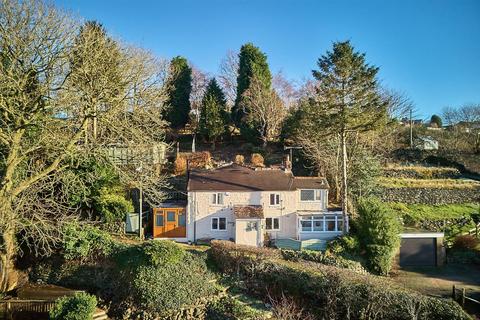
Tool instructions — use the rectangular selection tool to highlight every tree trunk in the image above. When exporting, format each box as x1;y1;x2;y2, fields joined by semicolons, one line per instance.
340;131;349;234
0;202;18;293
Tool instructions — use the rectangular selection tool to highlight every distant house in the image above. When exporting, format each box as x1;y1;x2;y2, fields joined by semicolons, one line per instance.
151;164;345;247
414;136;438;151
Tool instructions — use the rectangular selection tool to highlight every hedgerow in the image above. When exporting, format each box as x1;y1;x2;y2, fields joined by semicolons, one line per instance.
210;240;471;320
49;292;97;320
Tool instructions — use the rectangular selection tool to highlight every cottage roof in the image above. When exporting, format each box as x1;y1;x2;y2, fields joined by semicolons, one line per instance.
187;164;328;192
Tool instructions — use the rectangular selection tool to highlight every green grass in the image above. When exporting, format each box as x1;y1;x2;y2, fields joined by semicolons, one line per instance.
384;165;459;176
379;177;480;189
387;202;479;222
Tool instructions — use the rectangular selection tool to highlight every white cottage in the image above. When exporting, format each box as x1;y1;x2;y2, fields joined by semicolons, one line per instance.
153;164;343;247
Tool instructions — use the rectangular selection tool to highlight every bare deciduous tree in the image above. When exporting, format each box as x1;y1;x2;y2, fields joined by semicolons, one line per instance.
272;71;299;109
0;0;168;291
241;77;286;147
218;49;238;109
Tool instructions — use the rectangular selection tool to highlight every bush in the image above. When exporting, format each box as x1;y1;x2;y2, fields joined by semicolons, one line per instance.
206;296;267;320
234;154;245;165
94;187;133;223
327;235;360;255
62;223;115;261
174;155;187;175
250;153;265;167
355;197;401;275
281;250;367;274
448;249;480;264
132;253;216;314
49;292;97;320
210;240;470;320
452;235;479;250
142;240;186;266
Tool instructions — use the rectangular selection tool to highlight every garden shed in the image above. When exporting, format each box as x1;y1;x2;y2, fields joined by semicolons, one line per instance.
399;232;445;267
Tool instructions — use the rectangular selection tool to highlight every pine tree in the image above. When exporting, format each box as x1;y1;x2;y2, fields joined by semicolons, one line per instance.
232;43;272;140
165;56;192;129
310;41;387;232
199;78;227;149
430;114;442;127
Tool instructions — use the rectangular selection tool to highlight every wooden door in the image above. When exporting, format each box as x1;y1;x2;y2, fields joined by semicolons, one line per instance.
153;208;186;238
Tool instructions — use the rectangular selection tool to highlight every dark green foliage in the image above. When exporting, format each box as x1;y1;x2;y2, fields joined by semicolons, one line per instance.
311;41;387;135
165;56;192;129
280;249;367;274
132;253;216;314
355;197;401;275
327;235;361;255
210;240;470;320
232;43;272;140
348;149;382;200
94;187;133;223
206;296;265;320
62;223;115;261
141;240;186;266
199;78;227;145
49;292;97;320
431;114;443;127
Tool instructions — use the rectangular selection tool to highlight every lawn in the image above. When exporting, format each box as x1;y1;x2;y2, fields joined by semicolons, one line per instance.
388;202;479;222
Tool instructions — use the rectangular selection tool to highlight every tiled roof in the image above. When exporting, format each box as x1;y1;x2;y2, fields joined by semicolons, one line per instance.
234;205;264;218
188;164;328;192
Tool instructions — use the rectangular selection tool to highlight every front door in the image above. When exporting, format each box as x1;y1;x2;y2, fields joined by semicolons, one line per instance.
153;208;186;238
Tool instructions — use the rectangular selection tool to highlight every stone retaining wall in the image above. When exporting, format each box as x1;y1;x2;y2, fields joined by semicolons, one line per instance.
382;168;461;179
381;187;480;205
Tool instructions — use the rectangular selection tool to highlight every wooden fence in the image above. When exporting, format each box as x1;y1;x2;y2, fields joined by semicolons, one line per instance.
0;299;56;319
452;285;480;315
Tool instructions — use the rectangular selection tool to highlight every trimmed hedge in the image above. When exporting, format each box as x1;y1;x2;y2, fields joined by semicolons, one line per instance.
210;240;471;320
281;250;367;274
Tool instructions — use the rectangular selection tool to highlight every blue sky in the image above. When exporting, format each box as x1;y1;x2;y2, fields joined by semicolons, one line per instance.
54;0;480;118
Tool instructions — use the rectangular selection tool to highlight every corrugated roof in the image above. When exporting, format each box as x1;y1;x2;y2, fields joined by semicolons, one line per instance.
187;164;328;191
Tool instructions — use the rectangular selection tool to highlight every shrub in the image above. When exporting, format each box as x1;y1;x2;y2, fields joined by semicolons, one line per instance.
174;155;188;175
132;253;216;314
234;154;245;165
250;153;265;167
327;235;360;255
142;240;186;266
452;235;479;250
448;249;480;264
62;223;115;261
210;240;470;320
49;292;97;320
281;250;367;274
94;187;133;223
355;197;401;275
206;295;267;320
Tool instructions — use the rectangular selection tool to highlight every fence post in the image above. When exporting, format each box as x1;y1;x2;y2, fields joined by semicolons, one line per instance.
452;285;456;300
462;288;466;307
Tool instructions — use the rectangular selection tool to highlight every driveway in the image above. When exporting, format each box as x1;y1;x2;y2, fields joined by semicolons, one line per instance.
392;264;480;299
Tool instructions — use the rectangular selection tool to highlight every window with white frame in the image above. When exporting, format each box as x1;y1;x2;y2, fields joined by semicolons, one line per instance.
211;217;227;230
265;217;280;230
211;192;224;205
269;193;280;206
299;215;343;232
300;189;322;202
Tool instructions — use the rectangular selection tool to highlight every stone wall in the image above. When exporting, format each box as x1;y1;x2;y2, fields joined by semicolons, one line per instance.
381;187;480;205
383;168;461;179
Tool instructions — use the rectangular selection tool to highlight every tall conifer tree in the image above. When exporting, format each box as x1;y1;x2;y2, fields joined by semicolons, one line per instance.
165;56;192;129
199;78;227;149
310;41;387;231
232;43;272;140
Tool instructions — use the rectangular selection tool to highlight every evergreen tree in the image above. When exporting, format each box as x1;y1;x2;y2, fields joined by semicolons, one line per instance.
310;41;387;231
232;43;272;140
165;56;192;129
430;114;443;127
199;78;227;149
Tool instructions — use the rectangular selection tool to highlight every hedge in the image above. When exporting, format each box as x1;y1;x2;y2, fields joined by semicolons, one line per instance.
210;240;471;320
49;292;97;320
